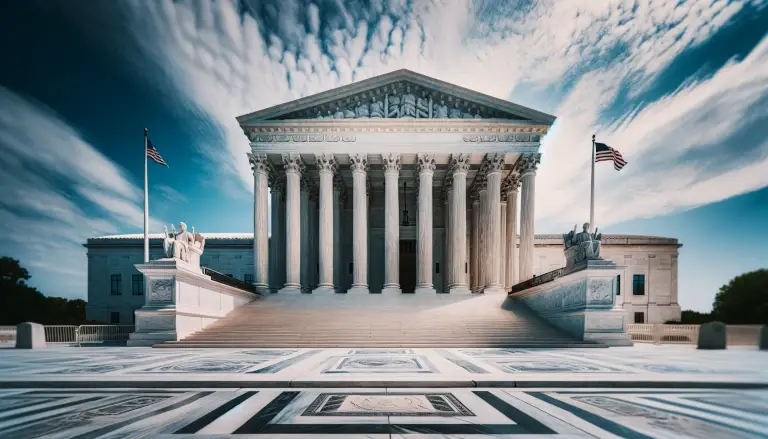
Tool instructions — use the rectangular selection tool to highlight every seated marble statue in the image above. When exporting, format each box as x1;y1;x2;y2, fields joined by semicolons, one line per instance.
416;94;430;118
563;222;602;263
387;95;400;118
449;104;463;118
163;222;202;263
400;90;416;118
369;98;384;118
433;100;448;118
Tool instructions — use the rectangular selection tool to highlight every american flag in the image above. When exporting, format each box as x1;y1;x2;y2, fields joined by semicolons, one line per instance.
146;137;168;167
594;142;626;171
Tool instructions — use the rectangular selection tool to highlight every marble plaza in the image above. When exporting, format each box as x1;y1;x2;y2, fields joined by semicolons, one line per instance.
1;346;767;438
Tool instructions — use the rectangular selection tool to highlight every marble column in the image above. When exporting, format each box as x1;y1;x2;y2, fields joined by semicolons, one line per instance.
477;179;488;292
333;176;344;292
443;186;452;293
470;192;480;292
313;154;336;294
279;153;303;293
248;153;270;295
300;179;310;292
519;154;540;282
504;177;520;289
415;153;436;294
269;176;284;293
348;153;369;294
382;153;401;295
500;198;507;291
450;154;471;294
483;153;505;293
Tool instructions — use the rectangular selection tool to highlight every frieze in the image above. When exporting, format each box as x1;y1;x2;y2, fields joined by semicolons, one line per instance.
273;80;522;121
463;134;541;143
253;134;356;143
150;279;174;302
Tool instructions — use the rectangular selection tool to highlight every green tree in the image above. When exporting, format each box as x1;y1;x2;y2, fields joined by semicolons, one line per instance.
712;269;768;324
0;256;86;325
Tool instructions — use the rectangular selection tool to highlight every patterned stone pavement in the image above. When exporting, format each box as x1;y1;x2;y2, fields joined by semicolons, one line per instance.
1;345;766;437
0;345;766;388
0;387;766;438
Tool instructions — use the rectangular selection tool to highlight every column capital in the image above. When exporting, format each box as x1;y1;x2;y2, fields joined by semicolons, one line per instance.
519;153;541;176
502;175;521;195
449;153;471;175
315;153;337;174
483;153;505;174
248;153;271;176
282;153;304;174
417;153;436;174
350;153;368;174
382;153;401;175
270;174;286;194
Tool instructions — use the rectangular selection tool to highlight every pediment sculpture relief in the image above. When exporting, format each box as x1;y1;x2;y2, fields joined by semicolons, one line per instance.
275;81;511;121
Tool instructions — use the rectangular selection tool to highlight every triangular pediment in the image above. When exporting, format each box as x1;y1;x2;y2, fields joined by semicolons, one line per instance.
236;69;556;124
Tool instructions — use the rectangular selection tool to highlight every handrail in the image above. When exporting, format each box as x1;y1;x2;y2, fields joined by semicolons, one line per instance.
509;266;567;294
202;267;257;294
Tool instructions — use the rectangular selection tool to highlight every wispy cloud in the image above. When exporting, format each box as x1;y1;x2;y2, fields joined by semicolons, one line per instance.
111;0;766;232
0;87;162;299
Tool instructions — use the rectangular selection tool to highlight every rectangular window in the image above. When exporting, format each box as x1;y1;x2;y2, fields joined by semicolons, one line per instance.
110;274;121;296
132;274;144;296
465;262;468;274
634;312;645;324
349;262;353;275
110;311;120;324
244;273;254;284
435;263;440;274
616;275;621;296
632;274;645;296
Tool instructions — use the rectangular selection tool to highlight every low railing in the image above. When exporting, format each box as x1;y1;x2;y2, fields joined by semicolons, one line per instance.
77;325;135;344
202;267;257;294
510;267;566;294
627;324;700;344
44;325;79;344
0;325;135;345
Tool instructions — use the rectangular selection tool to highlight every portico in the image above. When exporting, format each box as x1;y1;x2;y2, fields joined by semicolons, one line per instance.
238;69;555;295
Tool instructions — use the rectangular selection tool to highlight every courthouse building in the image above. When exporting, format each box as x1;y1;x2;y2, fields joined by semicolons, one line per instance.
85;70;682;326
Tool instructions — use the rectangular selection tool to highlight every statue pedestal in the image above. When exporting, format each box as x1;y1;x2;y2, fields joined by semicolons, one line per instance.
510;260;632;347
128;258;256;347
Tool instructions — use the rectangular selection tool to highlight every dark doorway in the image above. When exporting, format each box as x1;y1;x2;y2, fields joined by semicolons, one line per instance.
399;240;417;294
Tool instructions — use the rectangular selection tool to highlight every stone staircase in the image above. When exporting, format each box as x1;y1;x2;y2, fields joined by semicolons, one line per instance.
156;293;603;348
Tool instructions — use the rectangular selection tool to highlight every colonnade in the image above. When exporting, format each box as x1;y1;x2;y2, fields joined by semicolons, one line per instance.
248;152;539;295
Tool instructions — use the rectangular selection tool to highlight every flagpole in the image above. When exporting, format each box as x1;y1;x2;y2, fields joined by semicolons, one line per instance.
144;128;149;263
590;134;596;233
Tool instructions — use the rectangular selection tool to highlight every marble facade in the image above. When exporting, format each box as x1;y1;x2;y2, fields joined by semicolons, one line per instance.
238;69;554;297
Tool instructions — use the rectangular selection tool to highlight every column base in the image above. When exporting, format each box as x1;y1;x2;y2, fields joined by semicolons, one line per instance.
347;286;370;295
253;283;270;295
278;285;304;294
481;285;505;294
449;285;473;294
414;286;436;294
381;286;402;295
312;285;336;294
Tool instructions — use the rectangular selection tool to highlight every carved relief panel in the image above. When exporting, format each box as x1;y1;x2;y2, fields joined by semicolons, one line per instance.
274;81;526;121
150;278;175;302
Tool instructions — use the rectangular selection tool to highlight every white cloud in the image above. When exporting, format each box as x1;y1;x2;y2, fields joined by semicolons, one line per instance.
0;87;162;299
112;0;764;229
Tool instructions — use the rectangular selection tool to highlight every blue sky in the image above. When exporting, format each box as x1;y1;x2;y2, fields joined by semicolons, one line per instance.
0;0;766;312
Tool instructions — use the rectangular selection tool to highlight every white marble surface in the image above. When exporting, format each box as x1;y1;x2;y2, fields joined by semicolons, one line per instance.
1;345;766;389
0;384;765;438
